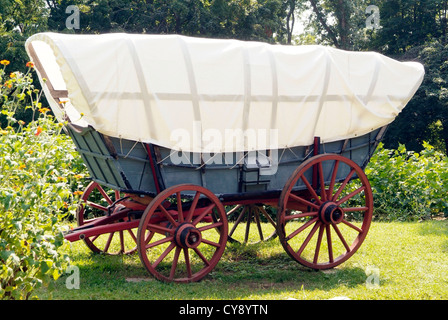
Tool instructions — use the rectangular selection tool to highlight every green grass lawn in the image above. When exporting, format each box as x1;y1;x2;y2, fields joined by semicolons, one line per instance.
36;220;448;300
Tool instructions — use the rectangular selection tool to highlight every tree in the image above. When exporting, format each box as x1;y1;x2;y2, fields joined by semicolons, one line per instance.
0;0;48;72
46;0;285;42
304;0;368;50
383;41;448;153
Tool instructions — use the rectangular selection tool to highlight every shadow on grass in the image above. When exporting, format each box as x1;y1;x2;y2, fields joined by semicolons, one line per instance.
49;245;373;300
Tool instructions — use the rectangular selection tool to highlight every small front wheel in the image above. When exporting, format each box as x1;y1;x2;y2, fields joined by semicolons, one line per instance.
137;184;228;282
77;181;138;255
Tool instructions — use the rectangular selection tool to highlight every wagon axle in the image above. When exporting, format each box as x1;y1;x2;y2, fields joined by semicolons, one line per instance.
174;223;202;249
319;202;344;225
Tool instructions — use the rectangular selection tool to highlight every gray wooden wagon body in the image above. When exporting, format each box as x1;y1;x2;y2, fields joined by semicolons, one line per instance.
67;123;385;200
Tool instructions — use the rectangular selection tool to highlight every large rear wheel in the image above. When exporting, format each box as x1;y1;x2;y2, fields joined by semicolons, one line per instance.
277;154;373;269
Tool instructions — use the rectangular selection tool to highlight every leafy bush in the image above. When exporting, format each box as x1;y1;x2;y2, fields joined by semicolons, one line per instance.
366;142;448;221
0;60;87;299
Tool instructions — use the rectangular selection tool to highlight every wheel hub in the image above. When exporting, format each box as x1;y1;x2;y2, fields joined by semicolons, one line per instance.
174;223;202;249
318;201;344;225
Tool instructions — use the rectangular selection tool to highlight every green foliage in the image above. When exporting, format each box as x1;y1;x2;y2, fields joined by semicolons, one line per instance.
0;61;88;299
366;142;448;221
383;40;448;154
46;0;285;43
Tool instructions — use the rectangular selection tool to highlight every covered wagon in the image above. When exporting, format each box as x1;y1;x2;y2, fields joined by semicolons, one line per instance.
25;33;424;282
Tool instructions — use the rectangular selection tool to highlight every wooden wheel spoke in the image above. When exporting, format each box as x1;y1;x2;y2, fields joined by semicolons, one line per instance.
96;185;113;205
152;242;176;269
285;211;318;221
227;205;242;216
158;205;179;228
328;160;340;198
227;205;277;245
146;223;173;235
185;191;201;222
332;224;351;252
104;232;114;253
145;236;174;249
119;231;125;253
193;247;210;267
229;205;248;237
169;247;182;280
144;230;155;245
192;203;216;226
254;207;264;241
85;201;108;212
183;248;192;279
127;229;137;245
297;221;321;256
201;238;221;248
318;162;327;202
198;221;223;232
286;217;319;241
289;193;320;210
244;207;253;243
313;224;325;264
301;175;322;204
341;219;363;233
176;192;184;223
258;206;277;228
332;168;356;201
336;186;366;206
343;206;369;212
326;224;334;263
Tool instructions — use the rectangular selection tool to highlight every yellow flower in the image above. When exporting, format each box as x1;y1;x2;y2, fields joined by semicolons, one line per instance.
35;126;43;136
0;59;10;66
73;191;84;196
38;107;51;114
10;72;16;78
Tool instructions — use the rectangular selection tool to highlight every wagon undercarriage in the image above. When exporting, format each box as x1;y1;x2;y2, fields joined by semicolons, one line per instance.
64;133;377;282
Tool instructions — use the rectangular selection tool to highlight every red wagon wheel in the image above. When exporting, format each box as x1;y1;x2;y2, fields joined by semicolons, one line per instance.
77;181;138;255
277;154;373;270
226;204;277;244
137;184;228;282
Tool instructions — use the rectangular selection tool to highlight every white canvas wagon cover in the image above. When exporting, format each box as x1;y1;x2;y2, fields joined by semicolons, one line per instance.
25;32;424;153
